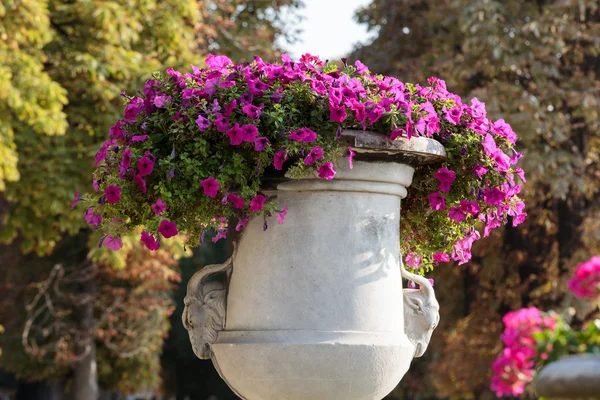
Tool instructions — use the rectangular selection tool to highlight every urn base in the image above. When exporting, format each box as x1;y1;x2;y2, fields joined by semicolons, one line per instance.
212;330;414;400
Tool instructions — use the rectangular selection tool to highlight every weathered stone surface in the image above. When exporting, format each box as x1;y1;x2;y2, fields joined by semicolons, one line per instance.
535;354;600;399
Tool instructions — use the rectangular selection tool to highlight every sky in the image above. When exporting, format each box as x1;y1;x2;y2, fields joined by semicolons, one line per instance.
282;0;375;61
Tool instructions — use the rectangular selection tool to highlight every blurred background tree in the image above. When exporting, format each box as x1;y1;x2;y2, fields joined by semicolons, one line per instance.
0;0;302;398
352;0;599;398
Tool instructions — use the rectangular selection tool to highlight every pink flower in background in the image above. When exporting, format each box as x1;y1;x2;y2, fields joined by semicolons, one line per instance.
133;173;147;193
448;207;466;222
515;168;526;182
568;256;600;299
443;107;462;125
493;118;517;144
254;137;270;151
277;206;288;224
131;135;149;142
329;104;347;122
138;156;154;176
158;220;178;238
228;193;245;209
241;124;258;142
109;120;124;141
201;177;220;198
249;195;267;212
214;114;230;132
273;149;287;170
433;252;450;264
105;185;121;204
94;139;117;167
153;95;171;108
241;103;264;119
289;127;317;143
235;215;249;231
104;236;123;251
473;164;488;177
224;99;237;117
483;187;506;205
226;123;244;145
428;192;446;211
205;54;233;70
317;162;336;180
304;146;324;166
434;167;456;193
141;231;159;251
152;199;167;215
460;200;480;215
347;147;355;169
405;252;422;268
124;97;144;122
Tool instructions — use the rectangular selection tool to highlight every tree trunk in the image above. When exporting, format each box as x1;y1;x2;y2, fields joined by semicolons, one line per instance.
71;266;98;400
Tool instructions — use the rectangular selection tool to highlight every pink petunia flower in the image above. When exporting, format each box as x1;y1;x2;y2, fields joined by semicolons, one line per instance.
273;149;287;170
288;127;317;143
200;177;220;198
317;162;336;180
196;114;211;131
434;167;456;193
277;206;288;224
448;207;466;222
228;193;245;209
152;199;167;215
254;137;270;151
304;146;324;166
104;236;123;251
138;156;154;176
226;123;244;145
71;191;81;209
141;231;159;251
428;192;446;211
347;147;355;169
158;220;178;238
105;185;121;204
84;207;102;226
249;195;267;212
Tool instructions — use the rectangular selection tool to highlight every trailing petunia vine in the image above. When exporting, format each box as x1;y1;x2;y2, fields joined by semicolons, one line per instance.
73;53;525;270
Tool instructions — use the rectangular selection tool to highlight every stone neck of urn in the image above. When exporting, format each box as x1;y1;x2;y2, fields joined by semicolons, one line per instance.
183;129;445;400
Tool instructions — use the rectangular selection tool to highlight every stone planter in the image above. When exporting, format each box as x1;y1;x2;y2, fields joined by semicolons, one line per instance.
535;354;600;399
183;130;445;400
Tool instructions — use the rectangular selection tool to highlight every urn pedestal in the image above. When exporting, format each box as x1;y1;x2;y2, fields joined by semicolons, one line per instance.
183;131;445;400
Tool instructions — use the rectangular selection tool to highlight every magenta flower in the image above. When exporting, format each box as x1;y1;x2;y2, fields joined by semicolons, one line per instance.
329;104;347;122
212;229;227;243
158;220;178;238
205;54;233;70
405;252;422;268
459;200;480;215
483;187;506;205
228;193;245;209
152;199;167;215
121;148;131;169
428;192;446;210
482;133;497;156
124;97;144;122
443;107;463;125
288;127;317;143
224;99;237;117
138;156;154;176
515;168;526;183
448;207;466;222
434;167;456;193
109;120;124;141
105;185;121;204
249;195;267;212
346;146;356;169
153;95;172;108
273;149;287;170
354;60;369;74
200;177;220;198
133;173;147;193
141;231;159;251
94;139;117;167
241;124;258;142
214;114;230;132
241;103;264;119
131;135;149;142
567;256;600;299
472;164;488;177
84;207;102;226
317;162;336;180
433;253;450;264
196;114;211;131
277;206;288;224
254;137;270;151
92;175;100;191
104;236;123;251
226;123;244;145
235;215;249;231
493;118;517;144
304;146;324;166
71;191;81;209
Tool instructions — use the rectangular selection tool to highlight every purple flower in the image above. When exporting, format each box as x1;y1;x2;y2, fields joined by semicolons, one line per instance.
434;167;456;193
226;123;244;145
288;127;317;143
473;164;488;177
236;216;249;231
168;168;175;181
92;178;100;192
141;231;159;251
428;192;446;210
196;115;211;131
94;139;117;167
433;253;450;264
515;168;526;182
71;191;81;209
205;54;233;70
367;106;384;124
228;193;245;209
214;114;230;132
109;120;125;141
277;206;288;224
134;173;147;193
483;187;506;205
200;177;220;198
153;95;171;108
241;124;258;142
317;162;336;180
493;149;511;173
124;97;144;122
224;99;237;117
254;137;270;151
448;207;466;222
241;103;264;119
152;199;167;215
273;149;287;170
460;200;480;215
138;156;154;176
329;104;347;123
131;135;149;142
249;195;267;212
443;107;463;125
158;220;178;238
482;133;497;156
84;207;102;226
354;60;369;74
104;236;123;251
212;229;227;243
493;119;517;144
304;146;324;166
469;97;487;120
105;185;121;204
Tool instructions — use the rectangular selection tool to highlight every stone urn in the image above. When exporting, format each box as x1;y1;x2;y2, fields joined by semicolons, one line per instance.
183;130;445;400
535;354;600;399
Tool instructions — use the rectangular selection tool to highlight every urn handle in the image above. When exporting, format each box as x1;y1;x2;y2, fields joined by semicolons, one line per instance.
400;259;440;358
182;243;236;359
